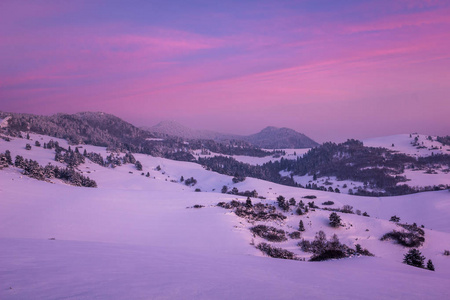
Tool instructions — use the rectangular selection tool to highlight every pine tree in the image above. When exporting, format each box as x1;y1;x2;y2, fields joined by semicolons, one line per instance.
245;197;252;208
311;231;327;254
135;161;142;171
403;249;425;268
299;220;305;231
427;259;435;271
329;212;342;227
5;150;12;165
221;185;228;193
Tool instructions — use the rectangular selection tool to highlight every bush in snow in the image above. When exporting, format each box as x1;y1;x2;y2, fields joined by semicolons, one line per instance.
250;225;287;242
381;230;424;247
221;185;228;193
184;177;197;186
390;215;401;222
300;231;372;261
322;201;334;206
256;243;297;260
355;244;374;256
25;143;31;150
276;195;289;211
232;175;246;183
329;212;342;227
444;250;450;256
341;205;354;214
289;231;302;239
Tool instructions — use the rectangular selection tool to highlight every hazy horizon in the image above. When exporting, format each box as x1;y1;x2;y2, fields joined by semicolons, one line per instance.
1;0;449;142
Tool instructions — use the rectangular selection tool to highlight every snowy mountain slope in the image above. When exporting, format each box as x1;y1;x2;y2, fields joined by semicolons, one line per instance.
193;148;310;166
363;134;450;157
245;126;319;149
1;133;450;299
282;134;450;195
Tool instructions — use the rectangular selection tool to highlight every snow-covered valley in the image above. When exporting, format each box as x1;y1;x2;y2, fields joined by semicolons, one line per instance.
1;133;450;299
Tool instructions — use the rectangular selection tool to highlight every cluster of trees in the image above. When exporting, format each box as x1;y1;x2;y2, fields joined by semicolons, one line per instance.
303;183;341;193
221;186;259;198
199;139;450;196
250;225;287;242
217;200;286;222
55;146;85;167
256;243;297;260
0;150;12;169
381;222;425;248
300;231;373;261
436;135;450;146
80;150;142;170
11;154;97;187
184;177;197;186
403;249;434;271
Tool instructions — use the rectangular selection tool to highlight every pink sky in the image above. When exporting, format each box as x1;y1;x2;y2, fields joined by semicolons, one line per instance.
1;0;449;142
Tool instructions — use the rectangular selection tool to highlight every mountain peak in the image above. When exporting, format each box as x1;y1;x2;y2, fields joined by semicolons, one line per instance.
247;126;318;148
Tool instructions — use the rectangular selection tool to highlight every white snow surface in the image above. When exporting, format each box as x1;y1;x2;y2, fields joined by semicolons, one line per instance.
1;134;450;299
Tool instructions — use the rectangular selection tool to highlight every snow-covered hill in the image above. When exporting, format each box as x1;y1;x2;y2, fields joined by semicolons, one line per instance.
1;133;450;299
363;133;450;157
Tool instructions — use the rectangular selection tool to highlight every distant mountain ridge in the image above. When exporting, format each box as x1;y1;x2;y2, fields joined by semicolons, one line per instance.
245;126;318;149
147;121;318;149
148;121;239;141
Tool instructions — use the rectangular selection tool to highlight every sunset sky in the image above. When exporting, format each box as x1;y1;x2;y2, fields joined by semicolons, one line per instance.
1;0;449;142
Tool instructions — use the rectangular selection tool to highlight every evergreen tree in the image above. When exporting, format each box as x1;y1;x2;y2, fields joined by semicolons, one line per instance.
180;176;184;182
390;215;401;222
5;150;12;165
245;197;252;208
146;172;150;177
327;234;341;251
311;231;327;254
329;212;342;227
289;197;296;206
135;161;143;171
299;220;305;231
15;155;25;168
403;249;425;268
427;259;435;271
221;185;228;193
